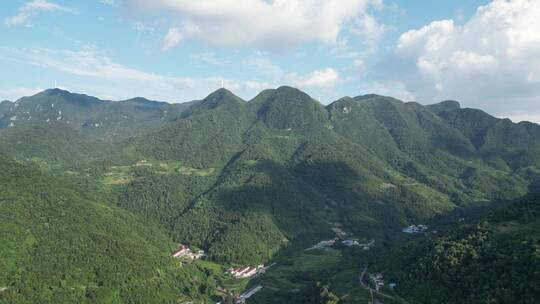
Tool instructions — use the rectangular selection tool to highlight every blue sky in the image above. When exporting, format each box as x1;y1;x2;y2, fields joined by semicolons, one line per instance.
1;0;539;122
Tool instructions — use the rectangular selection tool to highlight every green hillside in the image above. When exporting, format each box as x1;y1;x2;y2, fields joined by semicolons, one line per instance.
0;154;217;303
111;87;540;266
378;194;540;304
0;122;108;167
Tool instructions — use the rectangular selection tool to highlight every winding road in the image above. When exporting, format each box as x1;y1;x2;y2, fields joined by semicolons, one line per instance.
359;264;395;301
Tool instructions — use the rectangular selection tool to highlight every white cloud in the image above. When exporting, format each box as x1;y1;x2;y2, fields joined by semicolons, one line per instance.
4;0;74;27
245;80;276;94
133;21;154;33
370;0;385;10
241;55;284;78
128;0;385;51
1;46;346;103
191;52;228;65
1;46;244;102
0;87;44;101
161;27;184;51
100;0;117;6
379;0;540;122
286;68;340;89
351;13;389;50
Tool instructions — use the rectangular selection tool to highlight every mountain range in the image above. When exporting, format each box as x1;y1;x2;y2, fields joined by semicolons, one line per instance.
0;87;539;303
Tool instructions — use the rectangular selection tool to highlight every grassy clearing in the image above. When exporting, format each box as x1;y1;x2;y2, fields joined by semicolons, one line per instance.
178;166;215;176
250;247;364;304
101;160;216;185
103;172;132;185
332;269;371;303
294;249;341;272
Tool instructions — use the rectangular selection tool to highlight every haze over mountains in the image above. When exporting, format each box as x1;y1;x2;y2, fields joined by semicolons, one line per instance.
0;87;539;303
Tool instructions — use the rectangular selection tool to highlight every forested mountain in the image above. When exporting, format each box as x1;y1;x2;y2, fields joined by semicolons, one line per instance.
0;89;192;140
379;194;540;304
112;87;540;264
1;87;539;303
0;122;109;166
0;153;217;303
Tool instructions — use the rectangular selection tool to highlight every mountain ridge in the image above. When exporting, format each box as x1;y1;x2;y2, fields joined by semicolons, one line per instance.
1;86;540;303
4;87;539;124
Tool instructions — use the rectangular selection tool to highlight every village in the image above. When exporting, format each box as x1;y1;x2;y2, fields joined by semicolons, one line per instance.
172;244;269;278
342;238;375;250
305;237;376;251
226;265;268;279
368;273;396;292
173;231;379;304
172;244;267;304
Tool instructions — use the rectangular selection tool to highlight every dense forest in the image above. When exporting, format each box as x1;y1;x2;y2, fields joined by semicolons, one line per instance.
380;194;540;304
0;153;223;303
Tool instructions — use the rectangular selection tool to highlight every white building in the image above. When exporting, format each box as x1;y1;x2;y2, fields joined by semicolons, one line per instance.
172;244;205;260
402;224;428;234
342;240;359;247
227;265;264;279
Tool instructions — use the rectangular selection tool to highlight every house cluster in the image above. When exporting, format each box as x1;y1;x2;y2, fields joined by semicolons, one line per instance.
402;224;428;234
227;265;265;279
369;273;385;292
305;239;337;251
342;239;375;250
172;244;205;260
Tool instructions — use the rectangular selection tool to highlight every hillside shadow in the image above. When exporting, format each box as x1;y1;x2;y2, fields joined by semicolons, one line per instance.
209;159;394;248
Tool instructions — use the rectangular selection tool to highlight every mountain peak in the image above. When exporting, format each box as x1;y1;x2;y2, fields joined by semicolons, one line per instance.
181;88;244;118
252;86;328;132
275;85;302;92
43;88;71;96
428;100;461;114
203;88;244;104
17;88;104;108
352;94;395;102
203;88;245;104
274;86;315;101
206;87;238;99
120;97;167;108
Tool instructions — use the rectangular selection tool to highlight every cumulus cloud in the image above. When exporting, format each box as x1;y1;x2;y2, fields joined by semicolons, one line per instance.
4;0;74;27
286;68;340;89
380;0;540;122
351;13;389;50
128;0;385;51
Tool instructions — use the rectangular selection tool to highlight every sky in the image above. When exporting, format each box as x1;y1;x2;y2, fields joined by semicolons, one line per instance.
1;0;539;123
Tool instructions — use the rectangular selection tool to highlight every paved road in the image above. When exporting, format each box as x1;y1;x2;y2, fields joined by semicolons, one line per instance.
238;285;263;303
359;264;395;301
